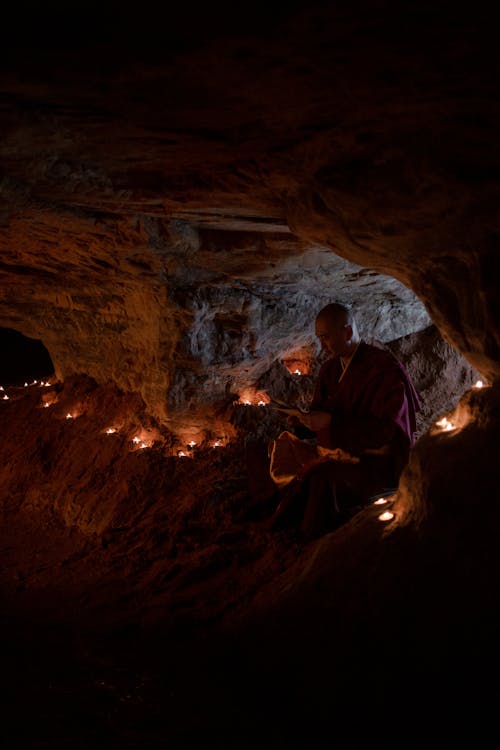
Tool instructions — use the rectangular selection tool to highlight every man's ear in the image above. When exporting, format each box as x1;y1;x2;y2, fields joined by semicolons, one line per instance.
344;324;353;341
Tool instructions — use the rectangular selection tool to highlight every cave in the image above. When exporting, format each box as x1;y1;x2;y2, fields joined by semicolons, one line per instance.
1;0;499;745
0;328;54;385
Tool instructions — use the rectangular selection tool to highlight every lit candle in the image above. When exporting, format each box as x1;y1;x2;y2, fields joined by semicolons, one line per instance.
140;443;147;449
132;436;140;444
40;381;45;386
66;413;73;419
178;450;187;457
378;511;395;522
293;369;302;375
24;383;28;387
473;380;484;389
187;441;197;448
436;417;454;431
244;400;251;406
106;428;116;434
373;497;388;505
0;386;3;391
2;394;9;401
213;440;221;448
44;403;50;408
257;400;266;406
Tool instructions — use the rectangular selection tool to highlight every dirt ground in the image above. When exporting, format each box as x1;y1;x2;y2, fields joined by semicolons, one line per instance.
1;376;498;747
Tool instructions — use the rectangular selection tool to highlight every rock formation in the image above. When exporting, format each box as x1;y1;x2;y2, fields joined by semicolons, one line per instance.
0;0;499;743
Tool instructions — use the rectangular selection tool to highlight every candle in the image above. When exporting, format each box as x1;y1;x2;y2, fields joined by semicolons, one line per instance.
132;436;140;444
378;511;395;522
473;380;484;389
436;417;454;431
66;413;73;419
2;394;9;401
373;497;388;505
106;428;116;434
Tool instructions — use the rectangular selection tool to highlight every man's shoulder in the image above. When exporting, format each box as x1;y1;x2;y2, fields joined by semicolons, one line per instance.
358;341;405;375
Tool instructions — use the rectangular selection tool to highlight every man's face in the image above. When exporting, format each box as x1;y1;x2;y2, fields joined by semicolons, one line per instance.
315;317;350;357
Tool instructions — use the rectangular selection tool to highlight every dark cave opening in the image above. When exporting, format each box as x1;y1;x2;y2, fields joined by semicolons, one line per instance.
0;328;54;386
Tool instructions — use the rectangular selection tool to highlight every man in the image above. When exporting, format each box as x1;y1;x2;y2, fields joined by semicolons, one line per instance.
269;302;421;539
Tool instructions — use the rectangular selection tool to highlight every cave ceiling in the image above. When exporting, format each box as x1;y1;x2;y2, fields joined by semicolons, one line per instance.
0;0;498;420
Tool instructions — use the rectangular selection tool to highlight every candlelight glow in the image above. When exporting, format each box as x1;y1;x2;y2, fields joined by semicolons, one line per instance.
140;443;148;449
213;440;221;448
178;450;187;457
378;511;395;522
3;394;9;401
373;497;388;505
0;386;3;391
132;436;141;444
473;380;484;389
106;428;117;434
43;402;50;408
44;382;51;387
293;369;302;375
40;381;45;386
236;388;270;406
187;440;197;447
66;412;73;419
24;382;28;387
436;416;454;432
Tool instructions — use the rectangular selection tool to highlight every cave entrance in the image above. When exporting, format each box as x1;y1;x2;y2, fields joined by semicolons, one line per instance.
0;328;54;386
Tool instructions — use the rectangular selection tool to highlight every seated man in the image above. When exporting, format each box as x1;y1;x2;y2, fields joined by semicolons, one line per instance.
269;302;421;539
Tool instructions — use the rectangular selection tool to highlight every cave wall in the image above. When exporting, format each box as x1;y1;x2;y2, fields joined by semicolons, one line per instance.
1;0;498;423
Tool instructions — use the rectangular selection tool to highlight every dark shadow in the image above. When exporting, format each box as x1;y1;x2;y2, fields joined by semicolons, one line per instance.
0;328;54;386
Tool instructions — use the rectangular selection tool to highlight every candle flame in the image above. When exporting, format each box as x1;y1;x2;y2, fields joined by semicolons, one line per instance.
378;511;395;522
44;403;50;408
293;369;302;375
187;440;197;447
0;386;3;391
373;497;388;505
213;440;221;447
178;450;187;457
140;443;148;449
106;428;117;434
44;382;51;387
132;436;140;444
257;400;267;407
3;394;9;401
473;380;484;389
66;413;73;419
24;383;28;387
436;416;454;431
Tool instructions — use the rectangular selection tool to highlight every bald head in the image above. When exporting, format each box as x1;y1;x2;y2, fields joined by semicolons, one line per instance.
316;303;354;328
315;303;359;358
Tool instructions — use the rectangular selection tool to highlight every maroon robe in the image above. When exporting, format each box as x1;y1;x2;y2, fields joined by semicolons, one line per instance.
311;341;421;478
270;342;421;538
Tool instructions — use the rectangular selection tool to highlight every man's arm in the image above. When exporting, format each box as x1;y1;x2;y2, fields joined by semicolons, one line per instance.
329;375;410;456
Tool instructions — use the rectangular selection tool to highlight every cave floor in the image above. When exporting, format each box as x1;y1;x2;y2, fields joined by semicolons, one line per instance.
1;378;499;746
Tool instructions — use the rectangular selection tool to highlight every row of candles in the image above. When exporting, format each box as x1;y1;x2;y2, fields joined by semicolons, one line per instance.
2;377;490;463
1;381;225;455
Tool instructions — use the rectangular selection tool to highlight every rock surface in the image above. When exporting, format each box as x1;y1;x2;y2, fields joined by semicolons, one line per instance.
0;2;499;743
1;0;499;426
